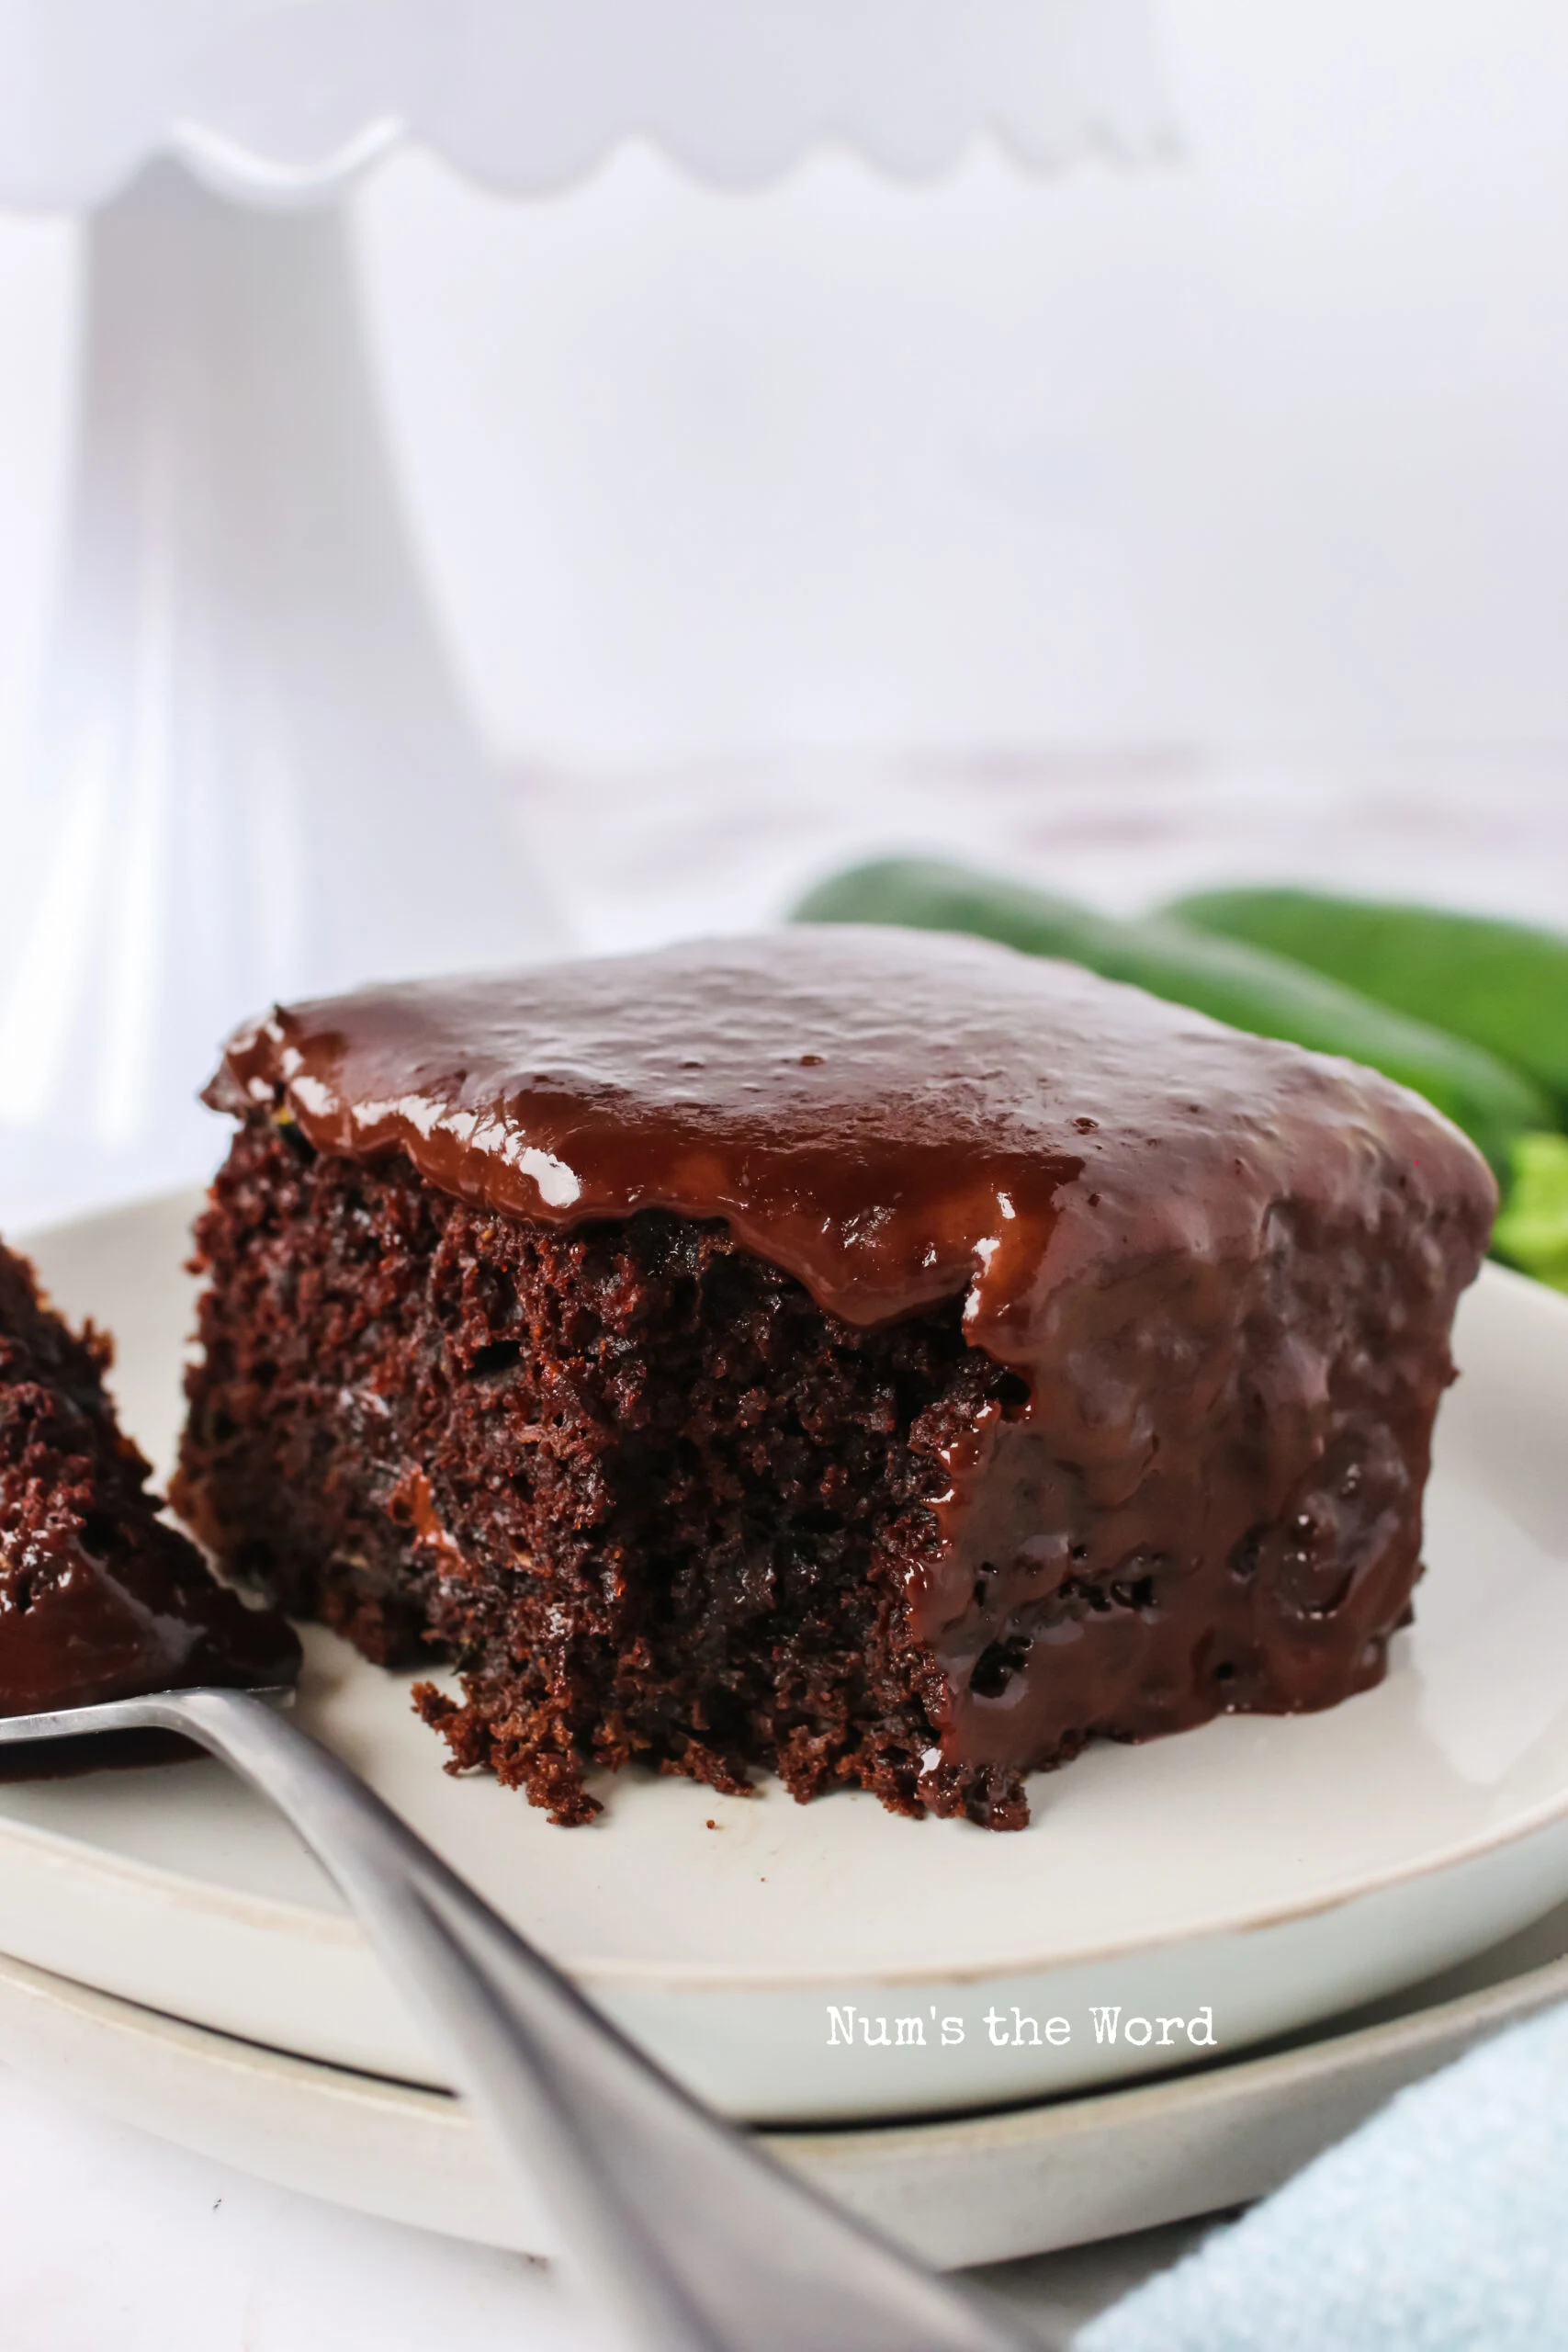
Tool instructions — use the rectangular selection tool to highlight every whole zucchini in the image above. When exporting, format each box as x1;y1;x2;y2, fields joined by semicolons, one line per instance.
792;857;1551;1178
1166;887;1568;1119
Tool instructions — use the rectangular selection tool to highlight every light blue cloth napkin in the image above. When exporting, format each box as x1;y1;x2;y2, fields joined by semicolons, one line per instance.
1079;2000;1568;2351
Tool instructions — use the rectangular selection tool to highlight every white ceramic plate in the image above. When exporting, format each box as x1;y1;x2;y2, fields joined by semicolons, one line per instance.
3;1905;1567;2271
6;1192;1568;2126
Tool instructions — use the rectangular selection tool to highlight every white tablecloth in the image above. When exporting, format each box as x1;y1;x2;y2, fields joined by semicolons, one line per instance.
0;2055;1229;2347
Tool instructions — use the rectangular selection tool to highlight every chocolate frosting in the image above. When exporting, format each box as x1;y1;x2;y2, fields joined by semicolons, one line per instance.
212;927;1491;1347
210;928;1495;1789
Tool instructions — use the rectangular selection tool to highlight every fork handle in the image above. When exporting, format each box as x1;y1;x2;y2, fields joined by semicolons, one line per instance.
122;1688;1041;2352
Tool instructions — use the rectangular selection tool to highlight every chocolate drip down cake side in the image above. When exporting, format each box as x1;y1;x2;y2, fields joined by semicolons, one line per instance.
173;929;1494;1830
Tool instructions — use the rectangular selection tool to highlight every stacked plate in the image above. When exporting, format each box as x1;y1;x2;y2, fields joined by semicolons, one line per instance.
6;1190;1568;2268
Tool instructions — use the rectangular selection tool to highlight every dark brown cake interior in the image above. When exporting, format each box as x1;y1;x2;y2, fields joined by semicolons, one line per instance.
175;1121;1024;1825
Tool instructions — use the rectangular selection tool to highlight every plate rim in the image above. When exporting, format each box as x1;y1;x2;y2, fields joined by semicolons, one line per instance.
8;1193;1568;1996
6;1926;1565;2144
10;1726;1568;1997
2;1923;1566;2267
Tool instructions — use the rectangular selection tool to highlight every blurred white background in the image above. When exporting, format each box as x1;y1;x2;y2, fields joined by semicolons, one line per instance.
5;2;1568;774
1;0;1566;1225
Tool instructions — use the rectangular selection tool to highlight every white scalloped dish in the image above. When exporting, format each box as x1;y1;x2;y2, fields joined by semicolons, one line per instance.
0;0;1168;208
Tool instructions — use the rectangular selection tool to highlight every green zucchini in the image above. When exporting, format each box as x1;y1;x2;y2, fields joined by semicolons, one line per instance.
1166;887;1568;1119
792;857;1551;1178
1493;1133;1568;1292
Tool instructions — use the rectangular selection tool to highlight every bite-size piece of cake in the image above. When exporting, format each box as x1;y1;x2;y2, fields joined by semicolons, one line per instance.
0;1239;299;1725
174;929;1493;1828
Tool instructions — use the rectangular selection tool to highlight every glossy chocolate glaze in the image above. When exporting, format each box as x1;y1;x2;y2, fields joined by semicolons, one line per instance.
0;1241;300;1730
211;928;1494;1798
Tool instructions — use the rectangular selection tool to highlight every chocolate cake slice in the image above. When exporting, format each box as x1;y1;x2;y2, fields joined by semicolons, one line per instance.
0;1238;299;1724
175;929;1494;1829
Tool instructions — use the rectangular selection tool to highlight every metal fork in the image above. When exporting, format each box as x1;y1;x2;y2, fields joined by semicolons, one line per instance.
0;1688;1048;2352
